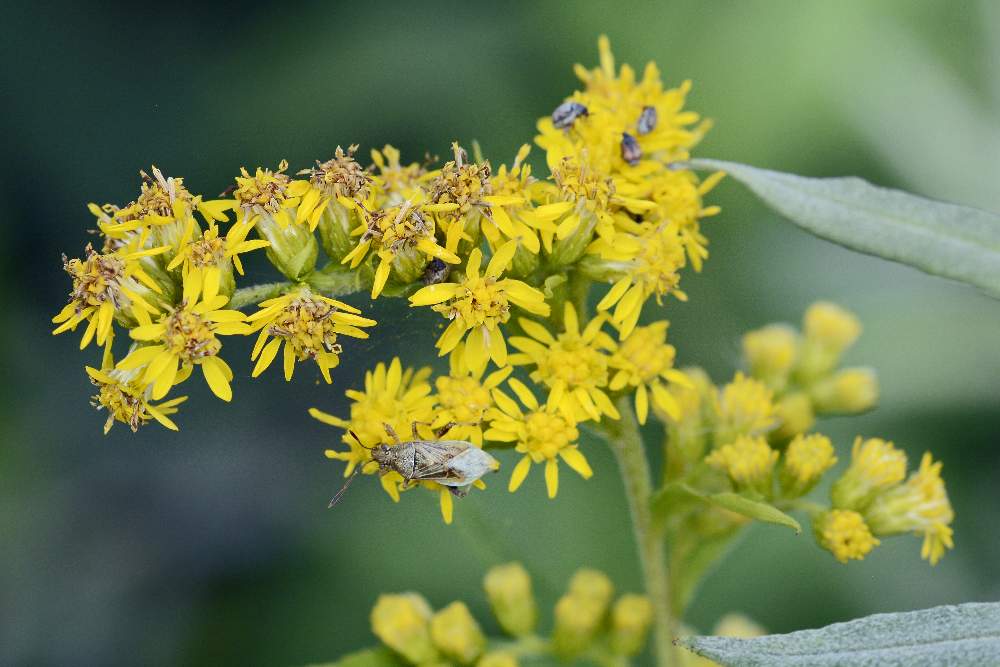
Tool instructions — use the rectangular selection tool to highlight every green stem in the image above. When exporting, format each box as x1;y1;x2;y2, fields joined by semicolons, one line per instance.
601;397;676;667
229;281;292;309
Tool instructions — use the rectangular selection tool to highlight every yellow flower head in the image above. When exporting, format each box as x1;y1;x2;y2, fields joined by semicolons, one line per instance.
705;435;778;495
288;145;373;231
342;199;461;298
116;290;250;402
232;160;295;222
645;168;724;271
410;239;549;371
815;509;880;563
608;320;692;424
780;433;837;497
371;144;429;205
811;367;880;414
713;372;776;446
593;223;688;338
86;364;186;434
485;379;591;499
804;301;862;353
247;287;376;384
742;323;800;389
536;36;710;173
310;358;435;499
96;167;198;237
371;593;439;665
508;302;619;422
483;562;537;637
865;453;954;565
52;241;167;349
428;142;493;220
482;144;560;255
432;343;513;446
831;437;907;511
166;219;270;302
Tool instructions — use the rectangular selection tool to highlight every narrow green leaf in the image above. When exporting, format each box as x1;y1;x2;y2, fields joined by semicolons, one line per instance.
688;158;1000;296
705;492;801;534
305;647;404;667
678;603;1000;666
650;483;800;534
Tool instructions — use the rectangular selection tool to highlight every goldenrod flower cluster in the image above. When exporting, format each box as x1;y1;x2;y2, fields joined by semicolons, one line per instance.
367;563;652;666
659;303;953;566
53;39;953;571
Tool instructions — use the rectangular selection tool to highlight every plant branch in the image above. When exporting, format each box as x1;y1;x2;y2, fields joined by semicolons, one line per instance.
600;397;676;667
229;281;292;309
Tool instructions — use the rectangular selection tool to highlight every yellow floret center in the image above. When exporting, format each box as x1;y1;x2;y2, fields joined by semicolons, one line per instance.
819;510;879;563
234;161;290;214
163;308;221;362
437;277;510;328
66;248;125;310
632;229;685;297
307;146;371;199
187;236;227;268
554;157;614;208
268;296;343;360
616;326;675;383
785;434;837;485
537;336;609;390
91;376;148;432
523;411;579;460
436;375;492;423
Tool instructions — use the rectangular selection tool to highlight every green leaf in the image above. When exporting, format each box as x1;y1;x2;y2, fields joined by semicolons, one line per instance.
304;647;404;667
688;158;1000;296
650;483;800;534
706;492;801;534
678;602;1000;666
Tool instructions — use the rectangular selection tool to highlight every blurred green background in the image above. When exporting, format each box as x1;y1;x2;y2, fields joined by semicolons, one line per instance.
2;1;999;665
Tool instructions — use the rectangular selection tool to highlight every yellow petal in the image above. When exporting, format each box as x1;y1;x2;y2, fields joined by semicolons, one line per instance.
559;447;593;479
635;383;649;425
485;239;518;278
439;488;454;525
545;459;559;498
201;357;233;402
508;455;532;492
252;338;282;377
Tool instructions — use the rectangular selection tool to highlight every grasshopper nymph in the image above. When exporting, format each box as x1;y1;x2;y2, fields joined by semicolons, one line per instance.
329;422;500;508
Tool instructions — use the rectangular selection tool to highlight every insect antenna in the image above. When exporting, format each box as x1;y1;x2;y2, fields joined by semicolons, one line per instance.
349;430;374;450
328;467;361;509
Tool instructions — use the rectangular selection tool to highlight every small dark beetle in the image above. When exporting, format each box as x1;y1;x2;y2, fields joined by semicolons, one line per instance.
552;101;589;129
637;105;658;135
620;132;642;166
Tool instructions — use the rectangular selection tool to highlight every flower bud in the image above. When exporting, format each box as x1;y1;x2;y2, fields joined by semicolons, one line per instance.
476;652;519;667
255;213;318;281
483;562;536;637
705;435;778;496
713;613;766;638
742;324;799;390
662;367;713;477
609;594;653;656
549;208;597;267
370;593;439;665
780;433;837;498
830;437;906;511
508;242;540;279
317;200;359;263
430;601;486;665
568;568;614;610
796;302;861;381
814;509;879;563
810;367;879;414
770;392;815;442
713;373;775;448
552;593;605;658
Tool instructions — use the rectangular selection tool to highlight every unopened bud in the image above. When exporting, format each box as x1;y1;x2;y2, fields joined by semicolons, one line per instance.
811;367;879;414
549;208;597;267
742;324;799;390
713;613;766;638
483;562;536;637
430;601;486;665
476;652;519;667
552;593;605;658
256;213;318;281
814;509;879;563
831;437;906;511
796;302;861;381
770;392;815;442
567;568;614;610
609;594;653;656
317;200;359;263
705;435;778;496
370;593;439;665
780;433;837;498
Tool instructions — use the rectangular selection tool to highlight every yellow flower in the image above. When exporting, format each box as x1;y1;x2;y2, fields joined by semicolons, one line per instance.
342;199;461;298
482;144;560;255
166;219;269;302
247;287;376;383
608;320;692;424
705;435;778;496
483;562;537;637
86;363;186;434
485;379;591;498
593;223;688;338
116;290;250;402
815;509;880;563
713;372;776;446
430;601;486;664
287;145;373;231
426;142;494;239
432;342;513;446
409;240;549;371
797;301;862;380
780;433;837;497
742;323;800;391
310;358;435;501
644;167;724;271
508;302;619;422
370;144;430;205
831;437;907;511
810;367;880;414
52;240;168;349
232;159;297;225
865;453;954;565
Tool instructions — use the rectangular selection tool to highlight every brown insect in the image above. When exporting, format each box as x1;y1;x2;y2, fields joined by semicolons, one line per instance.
329;422;500;508
620;132;642;165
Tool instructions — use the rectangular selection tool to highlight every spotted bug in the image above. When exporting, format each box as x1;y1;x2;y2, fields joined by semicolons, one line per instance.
637;105;658;135
620;132;642;165
422;258;451;285
552;101;589;129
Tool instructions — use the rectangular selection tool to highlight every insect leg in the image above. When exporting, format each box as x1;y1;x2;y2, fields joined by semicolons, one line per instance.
382;422;401;444
448;484;471;498
328;468;361;508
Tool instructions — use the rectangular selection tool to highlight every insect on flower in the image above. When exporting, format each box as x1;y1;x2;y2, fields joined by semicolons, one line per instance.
636;105;658;135
620;132;642;165
551;101;589;129
329;422;500;507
